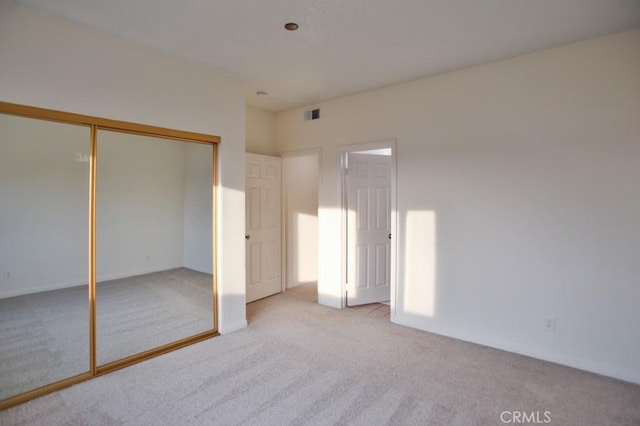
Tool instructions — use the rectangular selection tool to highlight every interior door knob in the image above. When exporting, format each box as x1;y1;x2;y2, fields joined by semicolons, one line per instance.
245;235;251;240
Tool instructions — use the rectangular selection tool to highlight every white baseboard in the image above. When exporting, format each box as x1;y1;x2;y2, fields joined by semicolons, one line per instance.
0;278;87;299
95;264;184;284
0;264;185;299
219;320;247;334
392;314;640;386
181;264;213;275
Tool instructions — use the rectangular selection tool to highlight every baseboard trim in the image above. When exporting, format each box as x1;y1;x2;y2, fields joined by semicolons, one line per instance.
96;264;185;284
391;314;640;385
0;278;87;299
220;320;247;334
0;264;185;299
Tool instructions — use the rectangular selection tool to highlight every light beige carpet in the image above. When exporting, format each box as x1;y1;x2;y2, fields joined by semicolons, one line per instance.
1;283;639;425
0;268;213;400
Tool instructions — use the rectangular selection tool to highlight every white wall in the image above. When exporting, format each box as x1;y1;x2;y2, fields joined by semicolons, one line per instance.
96;131;186;281
276;29;640;383
183;143;214;274
0;121;216;297
0;3;247;333
246;106;277;155
282;153;319;288
0;114;90;297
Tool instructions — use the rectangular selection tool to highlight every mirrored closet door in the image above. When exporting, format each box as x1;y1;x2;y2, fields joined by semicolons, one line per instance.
0;102;218;409
0;113;91;400
95;129;215;366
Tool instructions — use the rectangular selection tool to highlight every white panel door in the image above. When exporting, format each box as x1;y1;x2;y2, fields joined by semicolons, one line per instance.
246;153;282;303
346;153;392;306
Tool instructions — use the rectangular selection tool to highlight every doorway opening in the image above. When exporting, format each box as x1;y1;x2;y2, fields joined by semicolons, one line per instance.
341;141;396;314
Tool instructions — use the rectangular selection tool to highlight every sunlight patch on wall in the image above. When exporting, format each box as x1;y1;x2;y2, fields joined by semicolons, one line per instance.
316;206;343;308
403;210;437;317
295;212;318;283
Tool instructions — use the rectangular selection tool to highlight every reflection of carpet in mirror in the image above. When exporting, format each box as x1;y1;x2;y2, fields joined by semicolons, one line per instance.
0;268;213;400
97;268;214;365
0;282;88;400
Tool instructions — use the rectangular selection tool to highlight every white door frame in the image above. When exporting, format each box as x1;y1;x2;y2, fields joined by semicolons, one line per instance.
339;139;397;316
280;148;322;293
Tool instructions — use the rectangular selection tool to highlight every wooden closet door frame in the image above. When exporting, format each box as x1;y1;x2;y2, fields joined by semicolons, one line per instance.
0;100;220;410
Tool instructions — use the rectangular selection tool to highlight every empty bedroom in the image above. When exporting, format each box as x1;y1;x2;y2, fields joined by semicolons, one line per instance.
1;0;640;424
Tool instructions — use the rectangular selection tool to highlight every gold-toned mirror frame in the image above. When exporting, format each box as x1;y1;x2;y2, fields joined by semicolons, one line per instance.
0;101;220;410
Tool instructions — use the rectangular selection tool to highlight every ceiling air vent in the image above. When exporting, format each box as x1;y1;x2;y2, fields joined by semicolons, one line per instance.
304;108;320;121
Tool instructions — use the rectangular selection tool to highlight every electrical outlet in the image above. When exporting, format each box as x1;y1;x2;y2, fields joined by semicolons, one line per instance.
545;317;556;332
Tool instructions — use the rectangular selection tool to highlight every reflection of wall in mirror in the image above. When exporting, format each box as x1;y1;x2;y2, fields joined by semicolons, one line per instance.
95;131;187;284
183;142;214;274
0;114;90;298
0;119;214;298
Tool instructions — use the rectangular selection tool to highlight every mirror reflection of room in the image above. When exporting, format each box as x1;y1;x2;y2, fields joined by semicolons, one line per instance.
0;113;91;400
0;111;216;403
95;130;214;366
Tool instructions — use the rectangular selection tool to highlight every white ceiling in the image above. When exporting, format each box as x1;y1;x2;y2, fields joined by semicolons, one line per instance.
16;0;640;112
